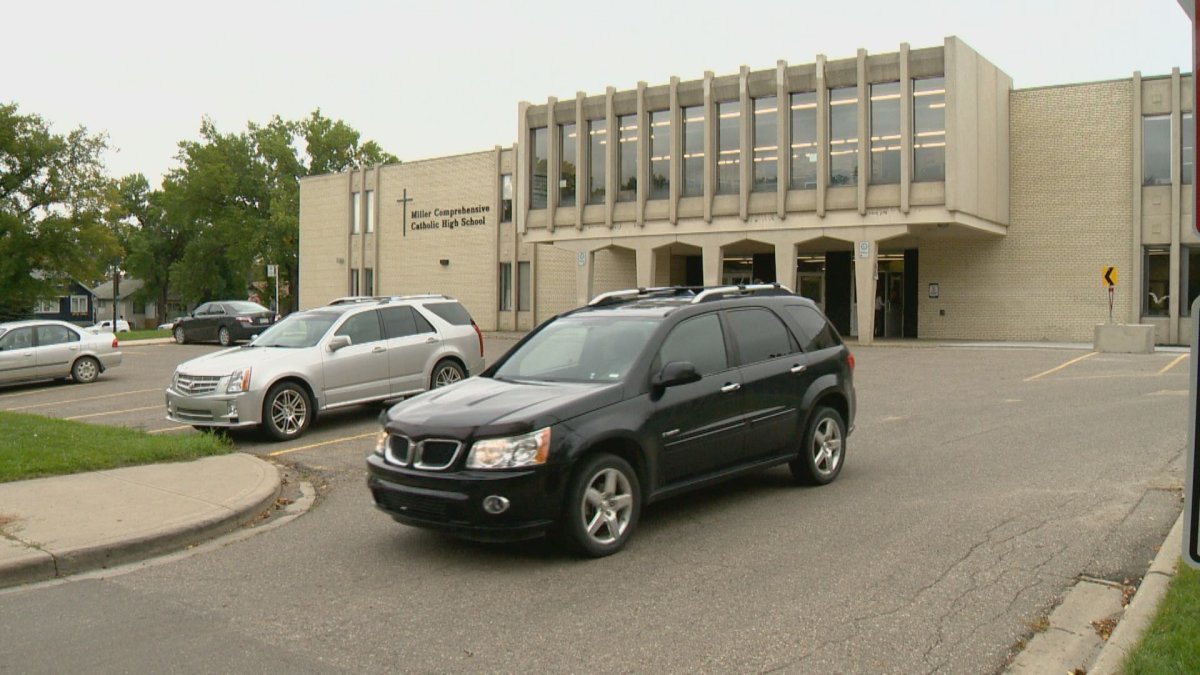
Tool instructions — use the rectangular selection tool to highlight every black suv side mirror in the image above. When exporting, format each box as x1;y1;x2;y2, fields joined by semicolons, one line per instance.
653;361;701;389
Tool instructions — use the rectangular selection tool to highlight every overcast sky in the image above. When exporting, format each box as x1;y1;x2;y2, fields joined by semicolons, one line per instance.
3;0;1192;187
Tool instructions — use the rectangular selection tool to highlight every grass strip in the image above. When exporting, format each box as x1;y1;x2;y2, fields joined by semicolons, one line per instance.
118;329;171;341
0;410;230;483
1123;562;1200;674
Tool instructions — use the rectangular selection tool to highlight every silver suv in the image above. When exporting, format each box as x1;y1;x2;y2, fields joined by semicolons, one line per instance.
165;295;485;440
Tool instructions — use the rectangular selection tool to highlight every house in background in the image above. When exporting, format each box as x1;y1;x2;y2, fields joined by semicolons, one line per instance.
90;277;157;329
32;278;97;326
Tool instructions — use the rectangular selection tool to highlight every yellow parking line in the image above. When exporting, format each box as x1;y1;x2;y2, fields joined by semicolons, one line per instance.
64;405;162;421
3;387;162;411
1025;351;1097;382
268;432;377;457
147;425;191;434
1159;353;1188;375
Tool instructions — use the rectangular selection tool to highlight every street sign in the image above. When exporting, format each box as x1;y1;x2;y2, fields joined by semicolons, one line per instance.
1102;266;1118;287
1187;295;1200;569
266;264;278;278
858;241;870;259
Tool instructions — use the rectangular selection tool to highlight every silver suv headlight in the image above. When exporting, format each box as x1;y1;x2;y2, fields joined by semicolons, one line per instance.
226;367;252;394
466;427;551;469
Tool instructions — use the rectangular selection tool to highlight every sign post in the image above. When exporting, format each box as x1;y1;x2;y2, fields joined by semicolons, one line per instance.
1102;266;1117;324
1188;296;1200;569
266;264;278;313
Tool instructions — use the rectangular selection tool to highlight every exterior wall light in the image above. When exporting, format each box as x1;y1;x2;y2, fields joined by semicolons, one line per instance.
440;259;450;266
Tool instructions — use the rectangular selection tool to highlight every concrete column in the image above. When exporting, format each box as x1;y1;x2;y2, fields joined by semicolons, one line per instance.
669;76;680;225
1171;68;1182;342
576;91;585;230
854;240;878;346
900;43;912;214
739;65;751;222
815;55;828;218
856;48;868;216
606;87;616;228
637;81;648;227
575;249;595;307
774;242;796;290
546;96;558;233
703;71;715;223
636;246;657;288
776;60;790;219
517;102;529;234
702;242;723;286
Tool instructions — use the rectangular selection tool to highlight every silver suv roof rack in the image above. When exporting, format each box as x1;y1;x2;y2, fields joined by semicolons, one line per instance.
377;294;452;304
691;283;794;303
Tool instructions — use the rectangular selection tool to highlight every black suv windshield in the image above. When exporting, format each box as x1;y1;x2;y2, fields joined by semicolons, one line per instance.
251;312;337;348
493;316;660;382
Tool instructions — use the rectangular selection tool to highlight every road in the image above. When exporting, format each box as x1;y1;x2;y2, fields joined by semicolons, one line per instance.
0;341;1188;673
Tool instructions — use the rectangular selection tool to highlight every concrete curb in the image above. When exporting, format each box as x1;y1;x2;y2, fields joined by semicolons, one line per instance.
1088;512;1184;675
0;454;281;589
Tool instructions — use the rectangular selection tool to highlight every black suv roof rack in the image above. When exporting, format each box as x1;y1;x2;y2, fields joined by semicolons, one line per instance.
587;283;793;307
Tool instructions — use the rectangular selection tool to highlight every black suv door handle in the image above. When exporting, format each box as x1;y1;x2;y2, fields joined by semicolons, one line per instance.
790;364;807;374
720;383;741;394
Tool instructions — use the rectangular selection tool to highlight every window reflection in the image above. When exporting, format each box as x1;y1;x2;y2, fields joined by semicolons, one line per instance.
1144;247;1170;316
913;77;945;182
717;101;740;194
828;87;858;186
560;123;577;207
790;92;817;190
870;82;901;184
501;174;513;222
753;96;777;192
618;114;637;202
588;119;606;204
531;127;548;209
649;110;670;199
1143;115;1171;186
683;106;705;197
1183;112;1194;186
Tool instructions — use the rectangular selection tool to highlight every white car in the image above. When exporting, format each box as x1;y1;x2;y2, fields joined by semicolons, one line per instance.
0;320;123;384
88;319;131;333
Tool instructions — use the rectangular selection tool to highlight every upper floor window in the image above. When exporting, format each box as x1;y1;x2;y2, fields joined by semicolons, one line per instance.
869;82;901;184
1143;115;1171;186
790;92;817;190
1183;112;1194;185
829;87;858;186
500;174;513;222
717;101;740;194
350;191;361;233
530;127;548;209
617;114;638;202
588;119;607;204
559;123;577;207
752;96;778;192
365;190;375;233
649;110;670;200
913;77;946;182
70;295;88;315
683;106;705;197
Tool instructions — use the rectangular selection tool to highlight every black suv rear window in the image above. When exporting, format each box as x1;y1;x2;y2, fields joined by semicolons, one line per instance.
785;304;841;352
423;302;472;326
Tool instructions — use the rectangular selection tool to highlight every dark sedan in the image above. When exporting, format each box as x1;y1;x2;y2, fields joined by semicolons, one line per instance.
172;301;277;346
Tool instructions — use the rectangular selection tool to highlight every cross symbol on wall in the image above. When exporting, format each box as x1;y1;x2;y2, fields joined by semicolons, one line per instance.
396;188;413;237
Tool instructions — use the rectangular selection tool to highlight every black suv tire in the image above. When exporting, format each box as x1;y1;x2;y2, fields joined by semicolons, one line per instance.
790;406;846;485
561;453;642;557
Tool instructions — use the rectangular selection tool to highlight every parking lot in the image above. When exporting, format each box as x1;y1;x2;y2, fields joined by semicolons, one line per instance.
0;338;1189;672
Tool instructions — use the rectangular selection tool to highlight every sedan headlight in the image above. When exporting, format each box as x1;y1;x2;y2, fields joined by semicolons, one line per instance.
226;367;252;394
466;427;551;470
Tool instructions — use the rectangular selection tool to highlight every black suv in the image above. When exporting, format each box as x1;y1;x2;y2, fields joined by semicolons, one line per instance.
367;284;855;556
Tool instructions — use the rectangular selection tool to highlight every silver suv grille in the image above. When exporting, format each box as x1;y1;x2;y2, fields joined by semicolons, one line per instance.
384;435;463;471
175;373;221;396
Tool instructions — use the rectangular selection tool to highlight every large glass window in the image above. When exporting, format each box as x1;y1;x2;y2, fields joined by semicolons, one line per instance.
717;101;740;194
365;190;375;233
531;127;548;209
1183;112;1194;185
870;82;901;184
1184;246;1200;316
1143;115;1171;186
1144;247;1170;316
587;119;606;204
752;96;778;192
617;114;637;202
499;262;512;311
501;174;513;222
913;77;946;182
829;87;858;186
658;313;727;376
682;106;705;197
517;261;531;311
350;191;361;233
559;123;577;206
649;110;670;200
790;92;818;190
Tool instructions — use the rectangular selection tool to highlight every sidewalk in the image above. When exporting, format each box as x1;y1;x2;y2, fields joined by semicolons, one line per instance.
0;453;280;589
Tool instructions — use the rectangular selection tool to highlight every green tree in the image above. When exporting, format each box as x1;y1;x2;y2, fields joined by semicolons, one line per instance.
0;103;118;319
113;174;185;323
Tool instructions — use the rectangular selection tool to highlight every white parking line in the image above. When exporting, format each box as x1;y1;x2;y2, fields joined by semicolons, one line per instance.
64;405;162;421
2;388;162;411
267;432;377;457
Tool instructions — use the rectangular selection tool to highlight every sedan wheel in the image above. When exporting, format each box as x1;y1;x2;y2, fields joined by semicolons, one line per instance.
431;360;465;389
789;406;846;485
261;382;311;441
562;454;641;557
218;326;232;346
70;356;100;384
174;326;186;344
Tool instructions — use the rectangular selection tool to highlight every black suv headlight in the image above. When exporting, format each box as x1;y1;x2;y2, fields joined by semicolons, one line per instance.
465;427;551;469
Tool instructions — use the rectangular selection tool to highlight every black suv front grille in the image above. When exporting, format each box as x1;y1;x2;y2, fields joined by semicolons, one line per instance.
383;435;463;471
